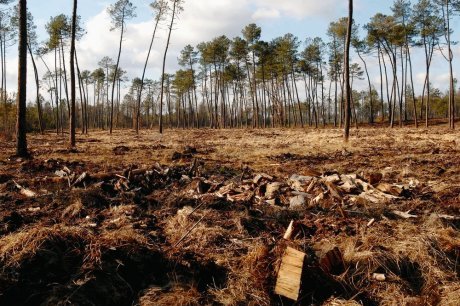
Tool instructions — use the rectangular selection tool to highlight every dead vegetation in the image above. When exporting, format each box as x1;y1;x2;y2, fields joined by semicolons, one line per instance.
0;127;459;305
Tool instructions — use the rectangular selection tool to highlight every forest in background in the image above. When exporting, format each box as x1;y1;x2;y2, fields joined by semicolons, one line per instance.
0;0;460;138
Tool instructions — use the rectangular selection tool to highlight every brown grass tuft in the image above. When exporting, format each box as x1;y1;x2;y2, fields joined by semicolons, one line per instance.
0;224;89;268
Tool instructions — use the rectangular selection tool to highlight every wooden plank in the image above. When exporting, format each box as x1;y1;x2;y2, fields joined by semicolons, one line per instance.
275;247;305;301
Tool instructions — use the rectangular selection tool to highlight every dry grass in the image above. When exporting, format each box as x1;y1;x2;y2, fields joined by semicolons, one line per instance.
164;207;232;255
1;127;460;305
209;242;272;306
311;215;460;305
139;285;202;306
0;224;89;268
323;298;362;306
3;126;457;170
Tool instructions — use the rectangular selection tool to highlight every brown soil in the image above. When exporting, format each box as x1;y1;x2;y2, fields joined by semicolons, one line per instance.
0;127;459;305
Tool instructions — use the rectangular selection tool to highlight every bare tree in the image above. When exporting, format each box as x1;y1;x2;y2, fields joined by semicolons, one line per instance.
159;0;184;134
69;0;77;147
135;0;167;133
107;0;136;134
16;0;27;157
344;0;353;142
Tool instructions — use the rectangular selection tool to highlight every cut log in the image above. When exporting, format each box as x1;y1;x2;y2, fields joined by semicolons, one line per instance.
288;174;313;192
253;173;273;184
275;247;305;301
322;174;340;183
265;182;283;199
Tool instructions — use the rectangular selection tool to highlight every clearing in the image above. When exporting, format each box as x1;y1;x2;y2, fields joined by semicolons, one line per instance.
0;127;459;305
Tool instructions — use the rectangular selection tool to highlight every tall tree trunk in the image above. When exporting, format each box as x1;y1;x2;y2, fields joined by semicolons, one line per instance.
75;50;86;134
344;0;353;142
28;44;43;134
291;69;304;127
357;49;373;124
110;8;125;134
445;0;455;129
377;44;385;122
54;48;60;133
60;38;70;117
159;0;179;134
69;0;77;147
16;0;28;157
136;12;161;134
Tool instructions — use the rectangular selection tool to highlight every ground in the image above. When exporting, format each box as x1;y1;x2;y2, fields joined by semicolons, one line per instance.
0;127;459;305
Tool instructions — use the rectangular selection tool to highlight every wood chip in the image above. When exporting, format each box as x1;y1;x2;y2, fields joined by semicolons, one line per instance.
306;178;318;193
372;273;386;281
72;172;87;187
437;214;460;221
283;220;295;240
13;180;37;198
367;218;376;227
392;210;418;219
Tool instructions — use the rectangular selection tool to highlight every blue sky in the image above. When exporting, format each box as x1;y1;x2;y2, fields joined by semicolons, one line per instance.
7;0;460;100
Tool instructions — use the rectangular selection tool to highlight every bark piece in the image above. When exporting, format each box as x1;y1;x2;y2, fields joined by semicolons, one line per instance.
319;247;345;275
275;247;305;301
366;172;383;186
325;181;342;200
376;183;403;196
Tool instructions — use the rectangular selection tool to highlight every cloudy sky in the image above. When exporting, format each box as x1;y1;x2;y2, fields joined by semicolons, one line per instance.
6;0;460;101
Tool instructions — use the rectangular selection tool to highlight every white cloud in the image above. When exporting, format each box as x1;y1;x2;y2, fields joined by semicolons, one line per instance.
253;0;342;19
252;8;280;20
72;0;253;83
